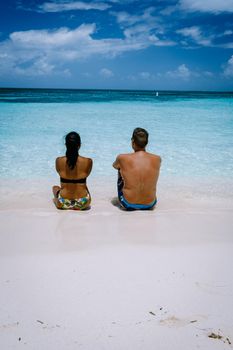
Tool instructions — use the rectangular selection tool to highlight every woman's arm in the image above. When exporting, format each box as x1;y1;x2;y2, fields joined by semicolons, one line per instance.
55;157;60;174
87;158;93;176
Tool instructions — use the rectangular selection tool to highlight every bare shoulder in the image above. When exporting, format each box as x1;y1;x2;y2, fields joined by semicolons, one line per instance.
148;153;162;163
56;156;65;166
155;154;162;162
79;156;93;174
56;155;66;161
55;156;65;172
79;155;93;164
118;153;132;160
113;153;127;163
118;153;133;164
113;153;130;169
87;157;93;167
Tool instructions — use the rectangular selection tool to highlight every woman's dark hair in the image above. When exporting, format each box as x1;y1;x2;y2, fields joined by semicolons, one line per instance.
65;131;81;170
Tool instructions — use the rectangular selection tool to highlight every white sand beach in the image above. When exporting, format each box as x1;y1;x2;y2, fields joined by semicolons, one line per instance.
0;178;233;350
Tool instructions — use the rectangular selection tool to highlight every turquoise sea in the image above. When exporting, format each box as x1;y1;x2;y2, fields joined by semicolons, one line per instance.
0;88;233;189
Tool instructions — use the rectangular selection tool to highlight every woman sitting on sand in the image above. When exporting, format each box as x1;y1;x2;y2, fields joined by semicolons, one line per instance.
53;131;92;210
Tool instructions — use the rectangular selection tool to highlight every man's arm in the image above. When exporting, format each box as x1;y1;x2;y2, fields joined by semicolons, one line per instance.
112;155;121;170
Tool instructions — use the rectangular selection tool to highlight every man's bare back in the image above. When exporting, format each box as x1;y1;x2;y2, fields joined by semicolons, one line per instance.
113;128;161;209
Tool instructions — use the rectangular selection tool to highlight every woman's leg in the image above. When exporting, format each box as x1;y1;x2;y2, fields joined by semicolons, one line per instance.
52;185;60;197
52;186;62;209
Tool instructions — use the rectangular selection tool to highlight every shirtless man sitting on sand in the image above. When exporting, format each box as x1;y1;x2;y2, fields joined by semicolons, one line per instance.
113;127;161;210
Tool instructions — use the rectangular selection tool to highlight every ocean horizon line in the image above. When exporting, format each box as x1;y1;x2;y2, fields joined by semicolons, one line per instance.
1;88;232;104
0;87;233;94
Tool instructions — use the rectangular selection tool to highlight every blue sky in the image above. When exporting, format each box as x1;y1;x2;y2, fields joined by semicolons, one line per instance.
0;0;233;90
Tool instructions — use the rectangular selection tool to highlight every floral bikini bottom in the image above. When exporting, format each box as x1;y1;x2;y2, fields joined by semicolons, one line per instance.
57;191;90;210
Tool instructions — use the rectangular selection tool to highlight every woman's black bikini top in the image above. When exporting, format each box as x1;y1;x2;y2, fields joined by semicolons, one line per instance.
60;177;86;184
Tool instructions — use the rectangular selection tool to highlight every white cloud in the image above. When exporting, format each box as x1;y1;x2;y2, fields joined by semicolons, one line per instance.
83;72;91;77
127;71;156;81
138;72;155;80
203;71;214;77
223;30;233;36
220;42;233;48
150;37;176;47
99;68;114;78
15;57;55;76
39;1;110;12
177;26;212;46
216;30;233;39
111;8;175;47
111;11;142;26
139;72;151;79
124;24;153;38
0;23;176;78
177;26;201;40
160;5;178;16
179;0;233;13
112;7;157;25
10;24;96;48
166;64;191;80
223;55;233;77
111;7;164;34
108;0;138;3
123;24;175;46
177;26;233;48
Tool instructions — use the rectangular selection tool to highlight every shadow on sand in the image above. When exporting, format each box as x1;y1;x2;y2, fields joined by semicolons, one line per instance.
111;197;125;211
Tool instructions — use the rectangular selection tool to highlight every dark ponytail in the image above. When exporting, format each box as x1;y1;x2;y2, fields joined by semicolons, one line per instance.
65;131;81;170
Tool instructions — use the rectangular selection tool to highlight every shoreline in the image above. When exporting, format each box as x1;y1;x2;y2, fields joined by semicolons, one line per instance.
0;175;233;211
